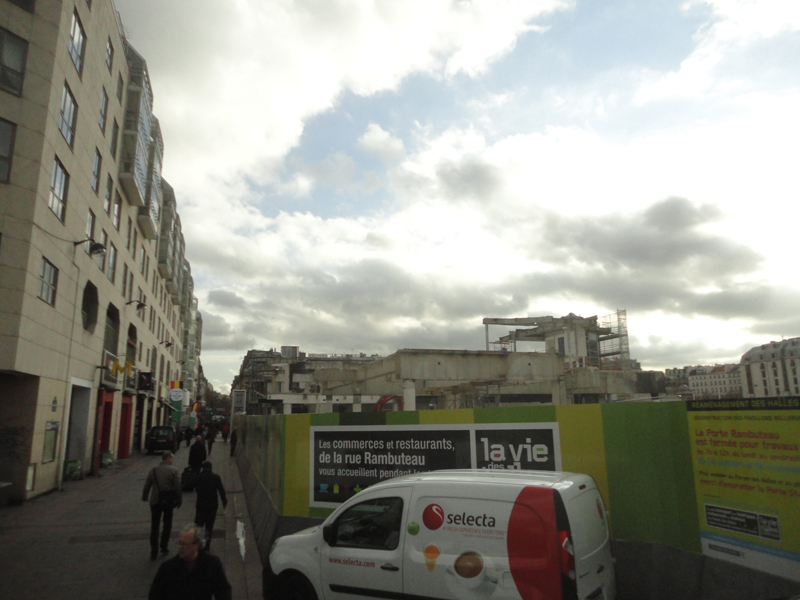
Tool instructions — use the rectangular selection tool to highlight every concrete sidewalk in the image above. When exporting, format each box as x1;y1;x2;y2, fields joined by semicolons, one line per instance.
0;438;262;600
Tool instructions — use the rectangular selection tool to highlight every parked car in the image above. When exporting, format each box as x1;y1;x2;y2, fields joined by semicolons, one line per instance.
145;426;178;454
268;469;616;600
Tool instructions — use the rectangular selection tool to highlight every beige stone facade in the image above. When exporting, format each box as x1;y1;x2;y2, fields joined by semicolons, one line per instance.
0;0;201;503
741;338;800;398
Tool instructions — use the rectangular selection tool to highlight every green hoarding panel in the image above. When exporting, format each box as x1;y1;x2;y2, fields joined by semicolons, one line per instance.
310;413;339;427
340;411;385;427
310;507;335;520
602;402;700;552
386;411;419;426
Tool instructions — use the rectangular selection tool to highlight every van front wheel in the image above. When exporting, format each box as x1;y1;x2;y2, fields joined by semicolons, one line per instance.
280;574;318;600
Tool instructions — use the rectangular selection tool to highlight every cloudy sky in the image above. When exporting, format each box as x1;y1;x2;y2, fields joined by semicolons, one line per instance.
114;0;800;393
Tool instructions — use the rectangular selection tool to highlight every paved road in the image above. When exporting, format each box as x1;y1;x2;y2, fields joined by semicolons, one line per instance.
0;438;262;600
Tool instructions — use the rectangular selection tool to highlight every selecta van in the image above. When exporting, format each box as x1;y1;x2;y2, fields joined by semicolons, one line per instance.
267;469;616;600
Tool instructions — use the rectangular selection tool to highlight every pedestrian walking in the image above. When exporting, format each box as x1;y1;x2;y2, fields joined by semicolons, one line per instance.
206;428;216;456
148;524;232;600
142;451;182;560
229;429;237;457
189;435;207;474
189;461;227;552
221;422;230;444
185;426;193;447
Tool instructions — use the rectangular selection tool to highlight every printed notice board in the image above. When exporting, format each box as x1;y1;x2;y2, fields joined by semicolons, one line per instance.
310;423;561;508
687;397;800;581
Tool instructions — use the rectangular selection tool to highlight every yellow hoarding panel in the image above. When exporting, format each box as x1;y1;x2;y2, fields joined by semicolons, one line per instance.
282;414;311;517
687;398;800;582
556;404;611;514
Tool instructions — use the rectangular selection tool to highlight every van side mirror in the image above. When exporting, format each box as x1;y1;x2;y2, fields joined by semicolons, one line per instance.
322;524;336;546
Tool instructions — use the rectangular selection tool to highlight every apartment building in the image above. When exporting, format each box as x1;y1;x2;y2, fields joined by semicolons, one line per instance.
741;338;800;398
686;364;743;400
0;0;200;503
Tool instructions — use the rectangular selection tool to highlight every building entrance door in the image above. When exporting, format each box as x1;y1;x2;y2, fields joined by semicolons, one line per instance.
133;396;144;453
65;385;91;479
117;396;132;459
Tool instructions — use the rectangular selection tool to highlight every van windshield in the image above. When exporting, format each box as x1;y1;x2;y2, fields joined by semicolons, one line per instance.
567;489;608;558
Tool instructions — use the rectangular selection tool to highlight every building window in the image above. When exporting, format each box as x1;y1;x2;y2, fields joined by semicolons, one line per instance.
91;148;101;193
104;174;113;213
81;281;99;331
0;27;27;96
126;217;132;250
109;119;119;158
0;118;16;183
128;271;134;303
48;157;69;221
116;73;124;101
39;257;58;305
85;209;95;253
107;243;117;283
98;87;108;132
68;11;86;77
97;230;107;271
137;288;145;319
112;191;122;229
139;246;146;275
58;83;78;147
105;38;114;72
122;263;128;298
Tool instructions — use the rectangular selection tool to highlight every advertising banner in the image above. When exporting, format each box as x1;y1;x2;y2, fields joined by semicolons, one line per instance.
687;398;800;581
310;423;561;508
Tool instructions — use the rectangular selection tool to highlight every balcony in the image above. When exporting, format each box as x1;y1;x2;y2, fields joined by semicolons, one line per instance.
138;199;159;240
119;134;147;207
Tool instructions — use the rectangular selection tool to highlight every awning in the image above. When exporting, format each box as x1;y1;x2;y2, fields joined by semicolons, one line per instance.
158;398;181;413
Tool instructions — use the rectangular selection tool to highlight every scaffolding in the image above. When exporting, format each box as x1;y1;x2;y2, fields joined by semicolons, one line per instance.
598;309;631;369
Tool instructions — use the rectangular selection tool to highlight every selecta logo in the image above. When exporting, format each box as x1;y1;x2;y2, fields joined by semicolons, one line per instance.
422;504;445;530
422;504;497;529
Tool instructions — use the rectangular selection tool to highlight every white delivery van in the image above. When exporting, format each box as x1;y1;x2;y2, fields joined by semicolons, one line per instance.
268;469;616;600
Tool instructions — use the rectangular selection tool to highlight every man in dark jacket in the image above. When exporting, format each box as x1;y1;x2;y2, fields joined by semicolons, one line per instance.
149;524;231;600
191;461;227;552
229;429;237;457
188;435;207;473
142;451;182;560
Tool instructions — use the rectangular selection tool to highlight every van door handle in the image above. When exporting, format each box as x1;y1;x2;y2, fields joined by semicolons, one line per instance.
381;563;400;572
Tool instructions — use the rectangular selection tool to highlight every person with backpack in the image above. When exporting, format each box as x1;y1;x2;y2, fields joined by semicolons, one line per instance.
189;435;207;473
142;451;182;560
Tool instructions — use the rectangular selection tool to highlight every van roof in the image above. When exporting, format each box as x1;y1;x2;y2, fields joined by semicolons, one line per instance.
370;469;581;490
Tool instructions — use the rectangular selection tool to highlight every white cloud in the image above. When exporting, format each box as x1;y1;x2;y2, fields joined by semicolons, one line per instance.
116;0;568;213
636;0;800;102
358;124;406;164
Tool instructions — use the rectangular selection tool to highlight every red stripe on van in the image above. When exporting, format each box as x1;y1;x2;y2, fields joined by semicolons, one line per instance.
507;486;561;600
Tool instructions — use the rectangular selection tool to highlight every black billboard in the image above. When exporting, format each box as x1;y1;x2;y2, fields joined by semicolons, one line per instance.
310;423;561;507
